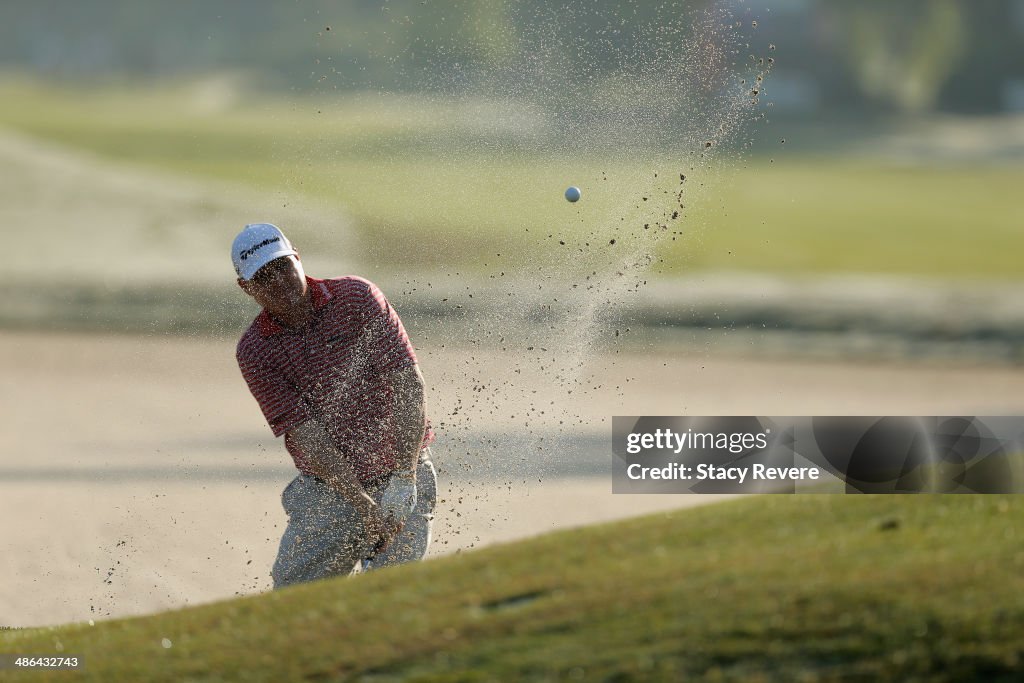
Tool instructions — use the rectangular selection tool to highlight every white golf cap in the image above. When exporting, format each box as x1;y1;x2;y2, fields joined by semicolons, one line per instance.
231;223;299;280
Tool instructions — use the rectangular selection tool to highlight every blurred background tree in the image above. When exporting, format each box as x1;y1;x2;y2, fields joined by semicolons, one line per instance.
0;0;1021;114
821;0;967;114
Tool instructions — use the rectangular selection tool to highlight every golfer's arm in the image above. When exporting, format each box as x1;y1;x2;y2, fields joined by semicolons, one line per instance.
388;364;427;473
285;419;375;512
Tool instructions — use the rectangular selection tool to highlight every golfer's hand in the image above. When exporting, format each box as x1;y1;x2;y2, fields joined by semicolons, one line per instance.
356;498;401;554
360;502;384;542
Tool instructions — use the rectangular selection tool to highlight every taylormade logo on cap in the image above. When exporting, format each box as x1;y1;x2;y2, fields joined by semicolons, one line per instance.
239;237;281;261
231;223;298;280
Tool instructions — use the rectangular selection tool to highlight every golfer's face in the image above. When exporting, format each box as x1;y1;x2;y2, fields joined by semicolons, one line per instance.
250;255;307;308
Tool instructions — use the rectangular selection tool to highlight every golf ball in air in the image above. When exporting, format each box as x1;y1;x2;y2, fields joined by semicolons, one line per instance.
564;186;581;202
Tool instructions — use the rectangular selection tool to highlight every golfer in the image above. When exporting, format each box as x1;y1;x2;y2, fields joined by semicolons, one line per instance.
231;222;437;588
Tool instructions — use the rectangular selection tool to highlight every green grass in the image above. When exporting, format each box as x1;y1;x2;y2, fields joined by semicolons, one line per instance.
3;495;1023;681
1;77;1023;279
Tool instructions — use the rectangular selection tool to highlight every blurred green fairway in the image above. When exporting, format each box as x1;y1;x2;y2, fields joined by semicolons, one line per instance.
3;494;1022;681
2;78;1022;280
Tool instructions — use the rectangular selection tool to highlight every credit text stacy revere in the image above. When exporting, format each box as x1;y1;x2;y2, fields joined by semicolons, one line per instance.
626;463;821;483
